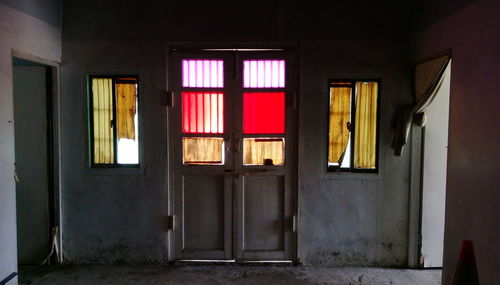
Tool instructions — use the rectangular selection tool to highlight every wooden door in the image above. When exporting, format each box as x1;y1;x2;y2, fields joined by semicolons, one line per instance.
170;49;296;261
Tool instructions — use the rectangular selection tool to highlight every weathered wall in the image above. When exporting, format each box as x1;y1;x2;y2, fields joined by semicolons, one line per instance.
0;2;61;283
412;0;500;283
61;0;412;266
0;0;61;28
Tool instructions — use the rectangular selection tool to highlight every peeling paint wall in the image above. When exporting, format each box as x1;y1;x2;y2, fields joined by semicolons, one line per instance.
60;0;412;266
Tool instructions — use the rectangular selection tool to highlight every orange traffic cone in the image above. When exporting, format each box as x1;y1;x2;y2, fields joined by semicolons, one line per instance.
451;240;480;285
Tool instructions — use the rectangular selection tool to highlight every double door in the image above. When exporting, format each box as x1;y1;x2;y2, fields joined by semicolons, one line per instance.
170;50;296;261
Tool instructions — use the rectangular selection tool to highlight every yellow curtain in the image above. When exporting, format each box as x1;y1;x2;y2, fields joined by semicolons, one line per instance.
243;138;284;165
116;83;137;140
328;86;351;165
183;137;223;164
354;82;378;169
92;78;114;164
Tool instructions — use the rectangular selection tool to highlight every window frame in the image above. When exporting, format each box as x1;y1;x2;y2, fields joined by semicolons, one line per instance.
87;74;140;168
326;79;380;173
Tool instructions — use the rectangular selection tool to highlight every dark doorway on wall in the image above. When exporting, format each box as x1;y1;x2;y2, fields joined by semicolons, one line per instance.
12;57;59;266
419;61;451;268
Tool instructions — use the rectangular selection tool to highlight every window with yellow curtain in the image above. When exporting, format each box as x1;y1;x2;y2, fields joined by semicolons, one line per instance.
89;76;139;167
328;80;378;172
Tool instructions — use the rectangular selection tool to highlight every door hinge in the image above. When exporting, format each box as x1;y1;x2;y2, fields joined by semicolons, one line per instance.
292;215;297;232
166;91;174;107
167;215;175;230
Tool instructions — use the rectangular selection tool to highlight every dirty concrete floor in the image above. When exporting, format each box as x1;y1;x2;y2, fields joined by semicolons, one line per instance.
19;265;441;285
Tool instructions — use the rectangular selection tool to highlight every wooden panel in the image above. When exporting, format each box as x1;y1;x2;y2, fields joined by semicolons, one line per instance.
243;176;285;251
183;175;225;251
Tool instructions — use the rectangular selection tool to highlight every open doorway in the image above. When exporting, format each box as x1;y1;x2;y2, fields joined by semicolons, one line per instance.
12;57;59;266
419;61;451;267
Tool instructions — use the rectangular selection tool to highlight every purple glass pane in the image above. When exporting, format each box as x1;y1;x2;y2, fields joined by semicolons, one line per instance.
182;59;223;88
243;60;285;88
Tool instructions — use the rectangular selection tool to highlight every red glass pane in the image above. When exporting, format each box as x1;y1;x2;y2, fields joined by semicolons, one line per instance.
182;92;223;133
243;92;285;134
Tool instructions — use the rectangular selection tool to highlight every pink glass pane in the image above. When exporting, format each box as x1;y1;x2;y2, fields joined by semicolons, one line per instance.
182;60;223;88
243;60;285;88
243;92;285;134
182;92;224;133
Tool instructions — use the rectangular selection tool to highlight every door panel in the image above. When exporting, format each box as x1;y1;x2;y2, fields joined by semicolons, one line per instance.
14;66;50;265
183;175;225;251
243;175;285;251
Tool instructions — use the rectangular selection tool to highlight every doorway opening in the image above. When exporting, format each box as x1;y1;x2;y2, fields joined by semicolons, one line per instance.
13;56;60;267
167;46;298;263
419;61;451;268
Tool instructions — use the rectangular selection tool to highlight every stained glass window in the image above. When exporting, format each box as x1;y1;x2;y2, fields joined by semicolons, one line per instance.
182;92;224;134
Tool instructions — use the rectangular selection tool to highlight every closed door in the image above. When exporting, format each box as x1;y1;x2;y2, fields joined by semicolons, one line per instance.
170;50;296;261
13;65;51;264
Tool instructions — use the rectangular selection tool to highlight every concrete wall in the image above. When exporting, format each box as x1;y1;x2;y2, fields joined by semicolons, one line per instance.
60;0;412;266
413;0;500;283
0;0;61;28
0;2;61;283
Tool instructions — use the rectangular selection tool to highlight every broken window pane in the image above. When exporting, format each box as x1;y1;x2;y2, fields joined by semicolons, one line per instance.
243;138;285;166
116;80;139;164
183;137;224;165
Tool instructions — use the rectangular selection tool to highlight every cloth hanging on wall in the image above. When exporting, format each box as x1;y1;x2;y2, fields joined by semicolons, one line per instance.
391;54;451;156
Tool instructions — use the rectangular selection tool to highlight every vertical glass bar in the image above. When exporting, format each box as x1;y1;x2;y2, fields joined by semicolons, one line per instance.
250;60;257;88
264;60;272;87
218;61;223;88
204;93;210;132
189;93;196;132
279;60;285;87
218;93;223;132
196;60;203;87
257;61;264;87
182;60;189;87
188;60;196;87
243;61;250;88
210;94;218;133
